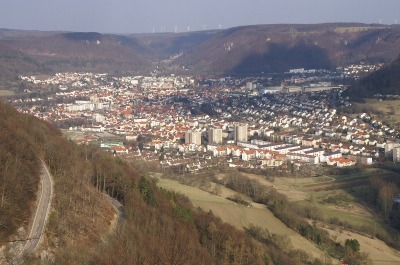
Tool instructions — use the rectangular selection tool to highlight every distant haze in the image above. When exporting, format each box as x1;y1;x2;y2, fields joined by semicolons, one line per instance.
1;0;399;33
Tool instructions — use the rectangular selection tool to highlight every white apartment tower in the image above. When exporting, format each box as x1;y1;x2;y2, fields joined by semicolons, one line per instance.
185;131;202;146
234;124;248;143
394;147;400;162
385;142;400;157
208;128;223;144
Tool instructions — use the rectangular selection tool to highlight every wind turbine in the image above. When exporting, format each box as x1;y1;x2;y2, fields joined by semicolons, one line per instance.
187;26;190;32
175;26;178;33
394;19;398;25
202;25;207;30
152;27;155;33
378;19;383;25
218;24;223;30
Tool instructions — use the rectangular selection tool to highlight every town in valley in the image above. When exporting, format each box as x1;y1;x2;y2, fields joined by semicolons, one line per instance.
8;62;400;175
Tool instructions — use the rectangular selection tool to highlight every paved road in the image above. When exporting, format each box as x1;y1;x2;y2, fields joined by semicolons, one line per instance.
12;160;53;265
103;193;125;232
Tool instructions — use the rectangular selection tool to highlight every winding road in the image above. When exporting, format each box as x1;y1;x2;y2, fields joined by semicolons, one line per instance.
12;160;53;265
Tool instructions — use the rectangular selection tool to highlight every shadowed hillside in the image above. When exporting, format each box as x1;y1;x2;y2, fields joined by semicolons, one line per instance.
173;23;400;75
348;55;400;98
231;42;333;74
2;23;400;78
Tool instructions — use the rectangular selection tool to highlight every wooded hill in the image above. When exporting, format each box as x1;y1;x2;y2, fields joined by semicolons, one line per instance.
0;100;41;241
2;23;400;79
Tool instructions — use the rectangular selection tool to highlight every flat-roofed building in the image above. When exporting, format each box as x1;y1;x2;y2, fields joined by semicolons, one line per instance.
234;124;248;143
185;131;202;146
208;128;223;144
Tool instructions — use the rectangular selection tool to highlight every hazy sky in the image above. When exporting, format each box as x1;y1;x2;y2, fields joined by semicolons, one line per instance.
1;0;399;33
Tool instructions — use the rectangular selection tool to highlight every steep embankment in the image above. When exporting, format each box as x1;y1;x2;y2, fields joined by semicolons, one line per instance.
0;102;115;264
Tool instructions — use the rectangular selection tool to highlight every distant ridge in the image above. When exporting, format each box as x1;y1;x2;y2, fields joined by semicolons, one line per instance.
1;23;400;78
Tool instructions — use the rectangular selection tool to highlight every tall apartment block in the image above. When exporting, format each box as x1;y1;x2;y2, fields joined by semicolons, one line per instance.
234;124;248;142
208;128;223;144
185;131;202;145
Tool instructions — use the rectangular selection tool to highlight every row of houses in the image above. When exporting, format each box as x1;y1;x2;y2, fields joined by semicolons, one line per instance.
208;142;360;167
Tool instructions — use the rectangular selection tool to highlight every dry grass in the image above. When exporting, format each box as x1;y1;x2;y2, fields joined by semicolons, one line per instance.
158;167;400;264
157;178;327;260
216;170;400;264
61;129;87;141
218;172;309;201
320;223;400;265
0;90;14;96
354;99;400;123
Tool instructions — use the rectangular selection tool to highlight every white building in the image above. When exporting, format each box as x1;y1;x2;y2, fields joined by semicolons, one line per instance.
234;124;248;143
394;147;400;162
208;128;223;144
93;113;105;123
185;131;202;146
385;142;400;158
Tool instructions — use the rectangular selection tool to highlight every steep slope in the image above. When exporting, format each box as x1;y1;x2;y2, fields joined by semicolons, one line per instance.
0;31;155;78
348;55;400;97
0;102;41;242
173;23;400;75
0;102;115;264
0;43;48;80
